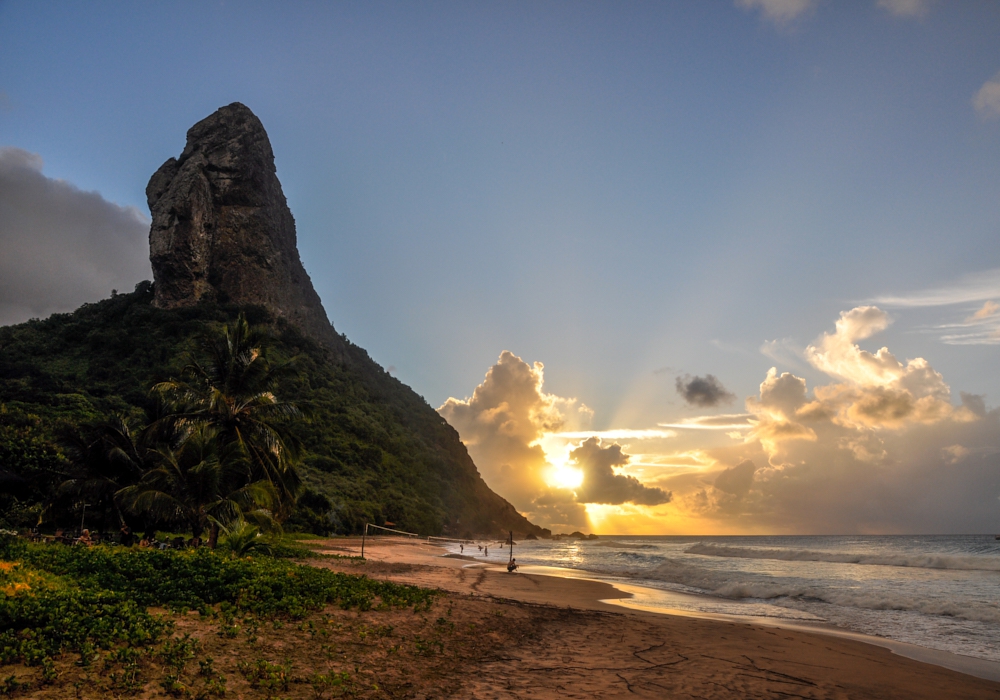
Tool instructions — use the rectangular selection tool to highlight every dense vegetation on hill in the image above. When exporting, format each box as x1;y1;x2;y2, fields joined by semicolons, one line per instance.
0;282;542;538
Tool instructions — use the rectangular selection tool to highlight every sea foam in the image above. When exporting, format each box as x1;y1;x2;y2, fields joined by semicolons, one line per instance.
685;542;1000;572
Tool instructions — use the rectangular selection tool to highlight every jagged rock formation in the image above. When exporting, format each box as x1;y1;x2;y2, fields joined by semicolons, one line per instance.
147;102;338;347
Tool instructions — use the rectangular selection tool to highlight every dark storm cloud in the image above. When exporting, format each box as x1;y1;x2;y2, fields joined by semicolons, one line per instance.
0;147;151;325
675;374;736;407
571;437;672;506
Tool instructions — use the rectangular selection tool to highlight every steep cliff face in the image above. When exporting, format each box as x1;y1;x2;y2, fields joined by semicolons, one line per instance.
147;103;339;348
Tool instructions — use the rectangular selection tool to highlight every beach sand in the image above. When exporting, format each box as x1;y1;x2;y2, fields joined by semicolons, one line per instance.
309;536;1000;699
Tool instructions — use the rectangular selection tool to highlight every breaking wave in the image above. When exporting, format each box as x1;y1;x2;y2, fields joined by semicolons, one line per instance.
593;541;660;551
685;543;1000;572
643;559;1000;624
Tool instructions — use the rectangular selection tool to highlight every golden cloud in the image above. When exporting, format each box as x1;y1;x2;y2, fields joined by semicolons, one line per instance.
439;351;667;531
440;306;998;535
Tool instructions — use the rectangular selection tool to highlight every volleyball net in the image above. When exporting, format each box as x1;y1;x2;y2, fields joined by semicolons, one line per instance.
359;524;513;560
363;523;419;538
363;525;497;544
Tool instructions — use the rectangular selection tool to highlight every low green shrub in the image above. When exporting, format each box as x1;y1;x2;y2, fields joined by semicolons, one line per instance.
237;658;292;692
0;540;437;668
0;585;170;666
8;543;434;615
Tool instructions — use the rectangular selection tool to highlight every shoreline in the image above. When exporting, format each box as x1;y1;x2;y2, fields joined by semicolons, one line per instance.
607;581;1000;683
314;536;1000;691
447;542;1000;682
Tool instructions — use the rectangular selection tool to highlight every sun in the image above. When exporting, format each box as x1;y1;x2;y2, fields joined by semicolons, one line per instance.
541;445;585;491
548;463;584;490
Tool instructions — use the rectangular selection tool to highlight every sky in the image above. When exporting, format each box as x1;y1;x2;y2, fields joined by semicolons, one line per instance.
2;0;999;534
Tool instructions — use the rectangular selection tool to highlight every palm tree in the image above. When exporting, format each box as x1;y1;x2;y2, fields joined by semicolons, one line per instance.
117;426;278;547
57;413;152;529
152;313;303;519
218;517;276;556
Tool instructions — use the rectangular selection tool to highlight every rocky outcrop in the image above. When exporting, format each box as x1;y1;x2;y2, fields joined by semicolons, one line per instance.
147;103;339;347
140;103;545;537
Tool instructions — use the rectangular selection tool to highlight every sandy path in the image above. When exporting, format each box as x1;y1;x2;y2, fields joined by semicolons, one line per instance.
309;537;1000;699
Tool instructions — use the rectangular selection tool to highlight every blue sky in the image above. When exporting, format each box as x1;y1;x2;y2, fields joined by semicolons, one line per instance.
3;1;1000;531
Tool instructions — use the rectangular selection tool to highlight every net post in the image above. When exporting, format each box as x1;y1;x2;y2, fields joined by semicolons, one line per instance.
361;521;367;560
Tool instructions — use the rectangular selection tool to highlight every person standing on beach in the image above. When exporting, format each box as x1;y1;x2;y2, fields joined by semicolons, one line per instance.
460;544;464;553
484;546;488;556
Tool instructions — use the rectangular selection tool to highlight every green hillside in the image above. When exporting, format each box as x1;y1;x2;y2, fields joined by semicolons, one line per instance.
0;281;544;538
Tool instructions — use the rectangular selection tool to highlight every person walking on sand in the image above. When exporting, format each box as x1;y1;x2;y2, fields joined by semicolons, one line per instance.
460;544;464;554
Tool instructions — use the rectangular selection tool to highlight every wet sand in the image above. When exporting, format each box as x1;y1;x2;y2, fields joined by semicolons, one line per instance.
310;536;1000;699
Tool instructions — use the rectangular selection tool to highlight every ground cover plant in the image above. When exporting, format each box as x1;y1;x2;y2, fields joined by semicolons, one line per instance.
0;536;437;698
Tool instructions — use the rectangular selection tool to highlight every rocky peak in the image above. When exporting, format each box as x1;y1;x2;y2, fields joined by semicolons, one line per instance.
147;102;338;347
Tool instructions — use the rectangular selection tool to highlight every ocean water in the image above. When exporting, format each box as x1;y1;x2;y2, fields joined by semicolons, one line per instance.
451;535;1000;663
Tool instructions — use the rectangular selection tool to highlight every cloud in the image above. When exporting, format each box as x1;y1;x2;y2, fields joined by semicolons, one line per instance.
570;438;672;506
659;414;755;430
443;310;1000;535
873;273;1000;345
625;450;715;469
801;307;965;425
968;300;998;321
735;0;815;25
438;351;582;511
960;392;987;418
791;306;967;430
744;368;818;452
549;428;677;441
0;147;151;326
439;351;668;530
937;313;1000;346
804;306;895;385
760;337;809;371
658;403;1000;534
650;305;998;533
713;459;757;497
941;444;969;464
876;0;932;18
754;366;811;416
974;72;1000;120
872;268;1000;308
675;374;736;407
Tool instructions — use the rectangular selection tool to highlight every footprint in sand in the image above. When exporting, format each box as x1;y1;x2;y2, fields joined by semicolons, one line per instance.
470;571;487;592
